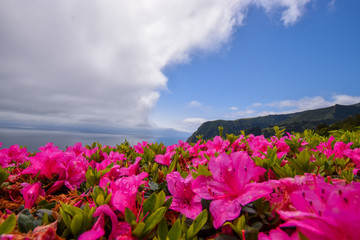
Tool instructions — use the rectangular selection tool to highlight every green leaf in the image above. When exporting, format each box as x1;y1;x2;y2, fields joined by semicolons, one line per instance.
187;209;208;239
168;219;181;240
151;163;159;174
18;209;34;233
143;207;167;236
224;215;245;237
241;206;257;214
125;207;137;225
251;221;263;231
42;211;49;225
70;214;83;236
168;157;177;173
149;181;159;191
155;191;166;210
157;218;168;240
36;200;56;210
0;166;9;185
143;192;157;215
180;214;187;234
0;213;16;235
163;197;173;209
35;209;53;222
298;231;310;240
105;193;112;205
85;167;96;187
197;165;212;177
95;194;105;206
59;208;71;228
132;222;146;238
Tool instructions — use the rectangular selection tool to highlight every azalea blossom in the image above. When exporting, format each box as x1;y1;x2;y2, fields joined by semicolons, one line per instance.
267;174;337;212
154;150;175;166
258;227;300;240
279;181;360;240
192;151;273;228
247;135;273;158
192;154;209;168
21;182;45;209
187;140;205;158
166;171;202;219
62;155;88;190
79;204;134;240
271;136;291;159
22;149;64;179
110;172;148;214
205;136;230;153
0;144;28;167
118;157;142;176
133;141;148;154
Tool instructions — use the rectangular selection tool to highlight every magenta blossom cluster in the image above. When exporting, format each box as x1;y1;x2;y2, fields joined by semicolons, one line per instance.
0;130;360;239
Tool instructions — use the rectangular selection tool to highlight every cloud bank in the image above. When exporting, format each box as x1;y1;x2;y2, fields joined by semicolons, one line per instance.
228;94;360;119
0;0;315;131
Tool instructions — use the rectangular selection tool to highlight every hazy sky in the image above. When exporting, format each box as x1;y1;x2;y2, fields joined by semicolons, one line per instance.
1;0;359;140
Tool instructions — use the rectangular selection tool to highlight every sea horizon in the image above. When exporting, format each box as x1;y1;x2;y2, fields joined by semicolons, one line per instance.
0;128;189;152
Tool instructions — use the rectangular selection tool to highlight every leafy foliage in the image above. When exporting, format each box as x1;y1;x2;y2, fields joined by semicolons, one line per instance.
0;127;360;239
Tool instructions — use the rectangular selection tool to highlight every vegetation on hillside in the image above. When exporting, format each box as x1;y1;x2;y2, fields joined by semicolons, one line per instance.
187;103;360;142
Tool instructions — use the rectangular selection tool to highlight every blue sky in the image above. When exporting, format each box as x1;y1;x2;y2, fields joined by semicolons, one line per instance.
153;0;360;132
0;0;360;148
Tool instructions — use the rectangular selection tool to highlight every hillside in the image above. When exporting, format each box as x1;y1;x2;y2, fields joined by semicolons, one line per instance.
187;103;360;142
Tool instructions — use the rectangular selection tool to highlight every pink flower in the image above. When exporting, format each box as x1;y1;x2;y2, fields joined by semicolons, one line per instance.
118;157;142;176
271;136;291;159
247;135;273;158
154;151;175;166
192;155;209;168
178;140;190;149
0;145;28;167
258;228;299;240
278;181;360;240
110;172;148;214
38;142;59;152
62;155;88;190
205;136;230;153
79;204;134;240
192;151;273;228
231;135;246;152
166;171;202;219
187;140;205;158
133;141;148;154
267;174;332;212
21;182;45;209
66;142;87;156
108;151;126;163
22;150;64;179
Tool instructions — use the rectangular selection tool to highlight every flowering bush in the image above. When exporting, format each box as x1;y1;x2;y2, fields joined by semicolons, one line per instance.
0;128;360;239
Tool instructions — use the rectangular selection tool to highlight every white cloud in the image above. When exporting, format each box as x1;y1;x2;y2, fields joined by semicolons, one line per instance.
230;106;239;111
0;0;315;131
328;0;336;10
267;96;330;111
227;109;257;118
180;118;209;133
228;94;360;120
256;0;312;26
187;100;203;108
252;102;263;107
183;118;208;124
331;95;360;105
267;95;360;112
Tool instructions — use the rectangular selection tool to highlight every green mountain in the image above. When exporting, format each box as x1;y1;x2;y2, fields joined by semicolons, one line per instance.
187;103;360;143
